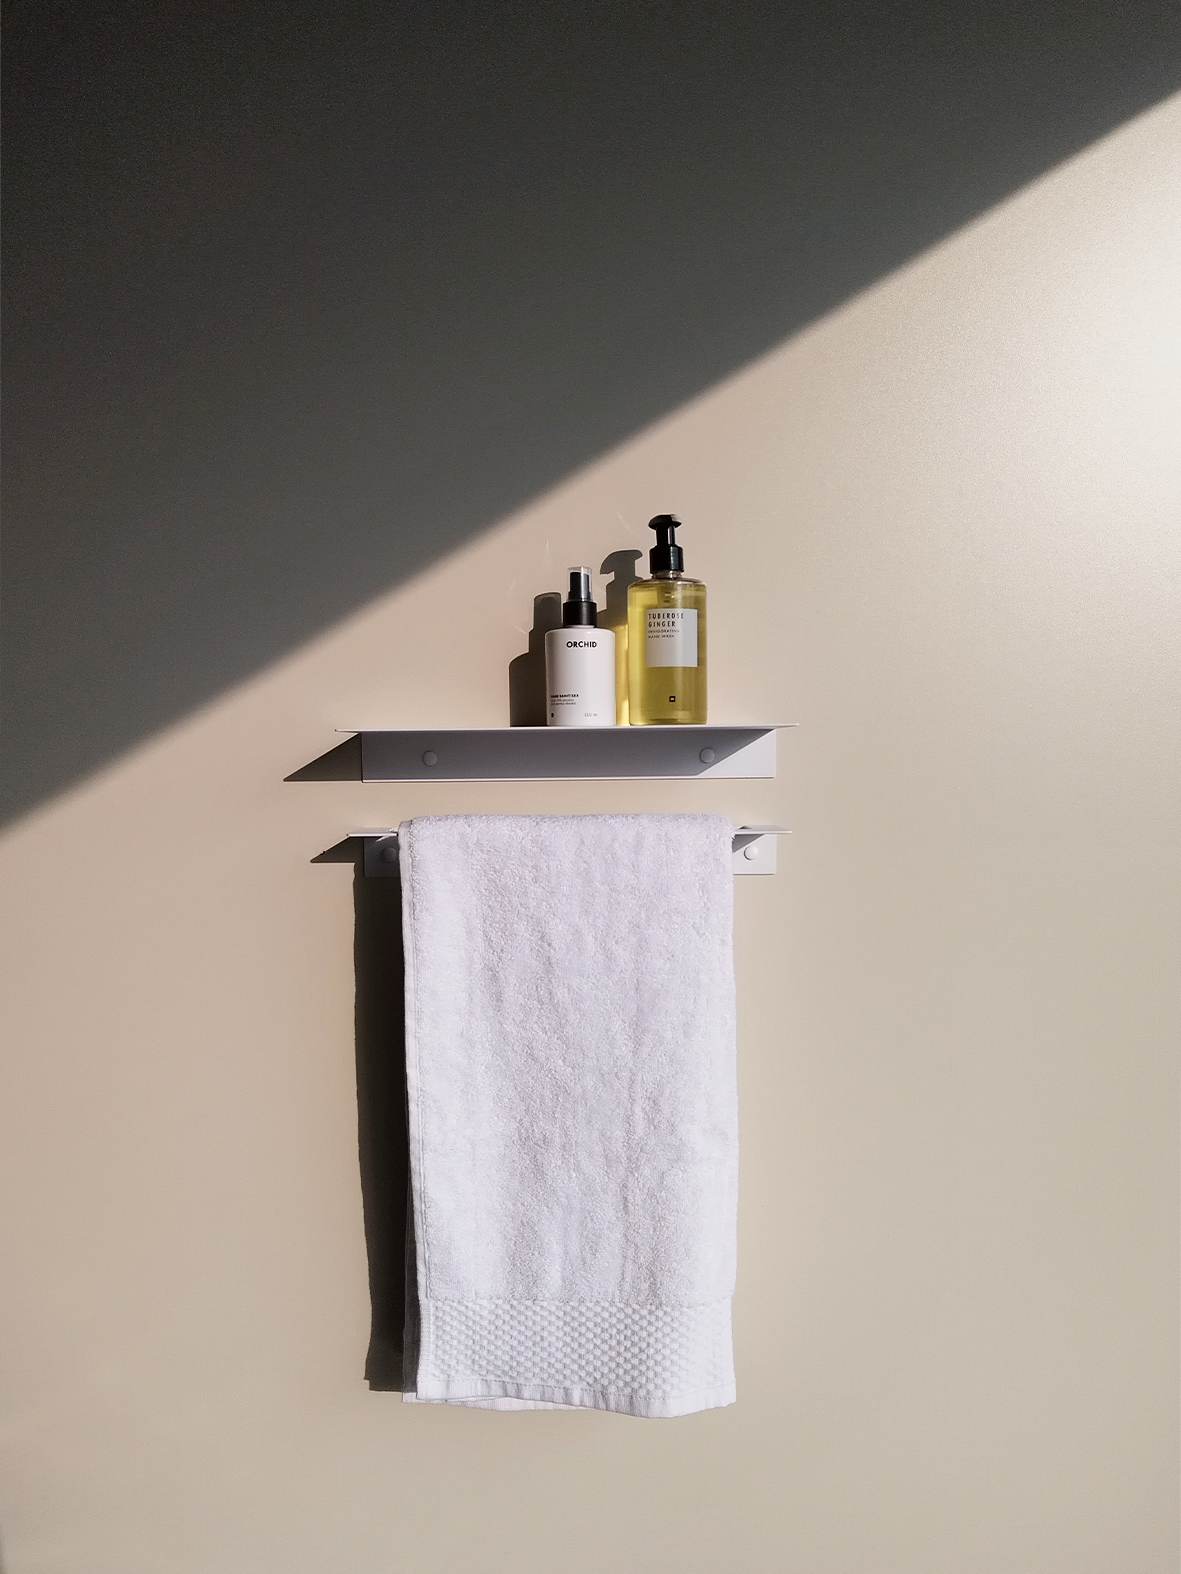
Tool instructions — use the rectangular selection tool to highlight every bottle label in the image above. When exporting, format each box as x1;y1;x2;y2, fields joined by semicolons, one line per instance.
646;607;697;668
545;628;616;725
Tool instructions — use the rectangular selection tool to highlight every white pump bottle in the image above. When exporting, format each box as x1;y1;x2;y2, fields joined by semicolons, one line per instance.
544;567;616;727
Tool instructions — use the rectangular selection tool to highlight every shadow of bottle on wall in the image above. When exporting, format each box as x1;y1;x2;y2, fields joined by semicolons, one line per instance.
508;591;562;726
351;858;410;1390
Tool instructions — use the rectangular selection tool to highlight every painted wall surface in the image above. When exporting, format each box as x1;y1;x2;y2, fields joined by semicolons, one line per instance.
1;93;1179;1574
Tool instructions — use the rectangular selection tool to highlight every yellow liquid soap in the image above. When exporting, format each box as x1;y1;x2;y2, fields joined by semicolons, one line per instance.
627;569;707;724
599;549;643;724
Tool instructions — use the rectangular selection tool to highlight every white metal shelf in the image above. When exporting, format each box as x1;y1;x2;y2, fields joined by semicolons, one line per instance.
341;723;794;782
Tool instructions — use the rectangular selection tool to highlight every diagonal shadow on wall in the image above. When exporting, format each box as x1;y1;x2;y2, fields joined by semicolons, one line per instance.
4;0;1181;822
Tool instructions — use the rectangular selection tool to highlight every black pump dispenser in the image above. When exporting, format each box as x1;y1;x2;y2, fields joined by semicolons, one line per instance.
561;566;598;627
648;514;684;574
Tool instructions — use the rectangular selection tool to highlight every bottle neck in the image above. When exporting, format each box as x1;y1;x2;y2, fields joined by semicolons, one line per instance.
562;603;597;626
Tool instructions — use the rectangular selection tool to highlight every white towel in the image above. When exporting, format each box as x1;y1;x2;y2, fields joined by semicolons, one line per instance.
398;812;738;1418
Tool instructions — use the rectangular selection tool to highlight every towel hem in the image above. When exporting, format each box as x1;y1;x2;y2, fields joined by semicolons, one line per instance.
406;1378;736;1418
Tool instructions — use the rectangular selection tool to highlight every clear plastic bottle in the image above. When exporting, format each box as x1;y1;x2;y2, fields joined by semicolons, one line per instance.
626;516;707;724
599;549;643;724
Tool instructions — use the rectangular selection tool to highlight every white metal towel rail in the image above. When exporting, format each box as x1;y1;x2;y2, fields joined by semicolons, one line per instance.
348;825;790;877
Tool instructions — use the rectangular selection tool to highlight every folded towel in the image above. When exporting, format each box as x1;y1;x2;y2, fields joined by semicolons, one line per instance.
398;812;738;1418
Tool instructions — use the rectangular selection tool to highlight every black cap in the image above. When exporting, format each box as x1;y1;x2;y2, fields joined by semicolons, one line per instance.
648;514;684;574
562;566;598;626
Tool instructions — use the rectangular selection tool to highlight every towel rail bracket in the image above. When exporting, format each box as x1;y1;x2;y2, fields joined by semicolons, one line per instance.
346;826;790;878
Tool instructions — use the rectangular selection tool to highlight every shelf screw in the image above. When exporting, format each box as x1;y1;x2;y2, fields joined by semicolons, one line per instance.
381;844;399;864
743;843;760;861
422;750;438;766
699;747;716;764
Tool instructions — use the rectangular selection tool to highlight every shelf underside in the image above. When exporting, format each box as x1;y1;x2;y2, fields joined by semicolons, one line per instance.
344;724;791;782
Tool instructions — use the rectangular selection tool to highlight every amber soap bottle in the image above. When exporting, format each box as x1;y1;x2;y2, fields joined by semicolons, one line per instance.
626;514;707;724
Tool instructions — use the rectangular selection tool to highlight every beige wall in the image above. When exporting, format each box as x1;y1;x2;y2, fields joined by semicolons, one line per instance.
2;95;1178;1574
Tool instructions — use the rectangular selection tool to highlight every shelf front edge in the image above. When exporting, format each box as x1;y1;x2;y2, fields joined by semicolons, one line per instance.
357;725;788;781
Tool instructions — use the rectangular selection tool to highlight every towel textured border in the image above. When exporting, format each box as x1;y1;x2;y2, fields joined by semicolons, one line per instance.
399;813;738;1417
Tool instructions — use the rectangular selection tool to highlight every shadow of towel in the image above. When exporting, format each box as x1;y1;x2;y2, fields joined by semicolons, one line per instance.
352;861;410;1390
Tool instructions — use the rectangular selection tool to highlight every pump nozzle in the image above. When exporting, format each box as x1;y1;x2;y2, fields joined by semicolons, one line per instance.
562;565;598;627
648;514;684;574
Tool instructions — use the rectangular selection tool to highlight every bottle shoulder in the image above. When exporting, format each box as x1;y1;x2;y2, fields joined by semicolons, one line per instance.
627;575;707;603
545;625;614;644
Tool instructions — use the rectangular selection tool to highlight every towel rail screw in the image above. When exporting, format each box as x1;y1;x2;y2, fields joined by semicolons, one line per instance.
422;750;438;766
699;748;716;764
